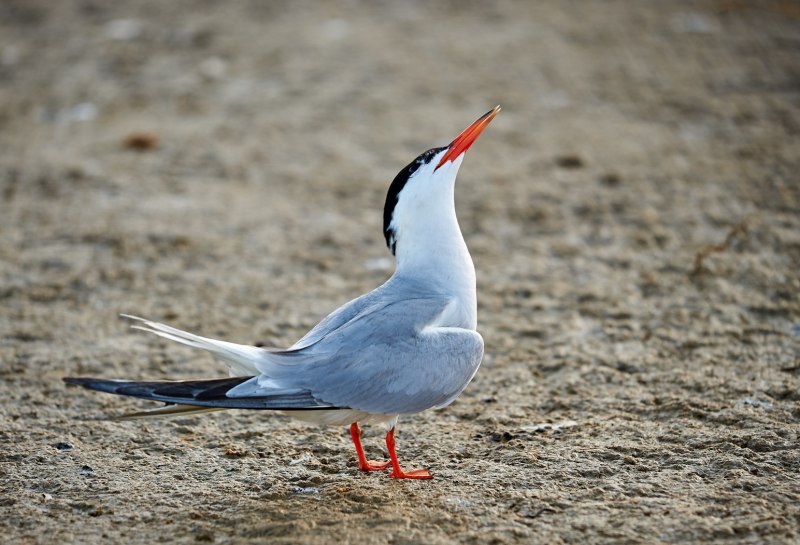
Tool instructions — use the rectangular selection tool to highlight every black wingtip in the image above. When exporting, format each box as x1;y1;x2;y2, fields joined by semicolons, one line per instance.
63;377;125;394
63;377;92;386
63;376;107;385
62;376;340;411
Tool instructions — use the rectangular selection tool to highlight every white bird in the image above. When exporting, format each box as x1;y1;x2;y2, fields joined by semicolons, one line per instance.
65;106;500;479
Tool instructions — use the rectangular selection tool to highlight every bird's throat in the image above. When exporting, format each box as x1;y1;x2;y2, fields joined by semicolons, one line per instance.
392;199;477;325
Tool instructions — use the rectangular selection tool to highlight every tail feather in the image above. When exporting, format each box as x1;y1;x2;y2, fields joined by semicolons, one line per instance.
121;314;264;376
63;315;341;419
63;376;338;411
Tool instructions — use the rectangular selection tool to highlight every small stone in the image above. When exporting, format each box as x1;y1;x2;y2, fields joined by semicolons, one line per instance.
599;173;622;186
123;132;159;151
555;155;584;169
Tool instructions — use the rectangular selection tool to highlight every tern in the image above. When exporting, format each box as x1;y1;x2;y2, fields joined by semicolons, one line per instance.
64;106;500;480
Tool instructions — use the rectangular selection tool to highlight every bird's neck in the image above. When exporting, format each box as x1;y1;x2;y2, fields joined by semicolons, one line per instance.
391;186;477;327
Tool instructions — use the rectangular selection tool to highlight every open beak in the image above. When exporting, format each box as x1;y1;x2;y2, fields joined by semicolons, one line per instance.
435;105;500;171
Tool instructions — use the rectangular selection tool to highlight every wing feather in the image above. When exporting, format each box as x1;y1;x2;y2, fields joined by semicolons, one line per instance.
255;296;484;415
63;376;337;410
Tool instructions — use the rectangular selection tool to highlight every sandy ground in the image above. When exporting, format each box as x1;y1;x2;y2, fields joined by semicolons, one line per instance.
1;1;799;543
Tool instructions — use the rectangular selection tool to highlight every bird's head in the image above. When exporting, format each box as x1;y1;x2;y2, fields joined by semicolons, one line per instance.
383;106;500;256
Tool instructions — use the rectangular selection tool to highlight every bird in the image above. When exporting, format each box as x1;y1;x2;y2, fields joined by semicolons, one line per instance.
64;106;500;480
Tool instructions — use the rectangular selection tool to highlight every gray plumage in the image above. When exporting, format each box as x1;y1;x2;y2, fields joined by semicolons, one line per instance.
229;277;484;416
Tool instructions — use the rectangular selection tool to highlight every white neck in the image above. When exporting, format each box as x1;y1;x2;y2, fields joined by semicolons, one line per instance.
388;157;477;327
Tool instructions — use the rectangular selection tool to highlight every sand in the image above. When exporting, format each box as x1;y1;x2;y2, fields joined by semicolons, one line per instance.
1;1;798;543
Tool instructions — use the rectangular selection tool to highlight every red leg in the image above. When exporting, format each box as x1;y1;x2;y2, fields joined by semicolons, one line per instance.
349;423;390;471
385;426;433;480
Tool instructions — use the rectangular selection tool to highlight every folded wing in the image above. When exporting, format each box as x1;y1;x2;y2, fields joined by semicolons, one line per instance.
239;296;484;415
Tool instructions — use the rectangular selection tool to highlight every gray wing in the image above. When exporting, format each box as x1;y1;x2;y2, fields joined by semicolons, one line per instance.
230;295;484;415
289;290;376;350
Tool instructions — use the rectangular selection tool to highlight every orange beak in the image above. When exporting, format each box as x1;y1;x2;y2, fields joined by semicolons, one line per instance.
434;105;500;171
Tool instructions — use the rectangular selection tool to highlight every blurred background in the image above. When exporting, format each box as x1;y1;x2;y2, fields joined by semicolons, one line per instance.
1;1;798;544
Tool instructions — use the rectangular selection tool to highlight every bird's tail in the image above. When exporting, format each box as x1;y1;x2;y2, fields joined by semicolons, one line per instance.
121;314;264;376
63;376;336;420
64;315;338;419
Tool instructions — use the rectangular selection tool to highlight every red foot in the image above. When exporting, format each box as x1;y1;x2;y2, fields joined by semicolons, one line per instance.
362;459;391;472
350;423;390;472
389;467;433;480
385;426;434;480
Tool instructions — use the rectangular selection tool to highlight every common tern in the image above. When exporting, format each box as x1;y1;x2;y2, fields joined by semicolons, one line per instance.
65;106;500;479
